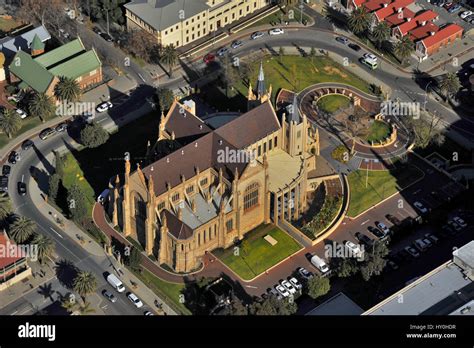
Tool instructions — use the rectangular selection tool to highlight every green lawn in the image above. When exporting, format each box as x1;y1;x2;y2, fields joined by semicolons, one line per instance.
317;95;351;113
347;165;424;217
215;224;302;280
251;6;311;28
235;55;372;103
365;120;391;143
0;115;55;149
133;268;191;315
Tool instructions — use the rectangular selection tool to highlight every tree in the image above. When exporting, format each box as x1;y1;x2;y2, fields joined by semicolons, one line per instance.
371;21;390;49
309;47;316;64
220;294;248;315
54;151;65;179
29;92;55;122
0;109;21;138
54;76;81;102
48;174;61;202
31;233;55;265
393;36;414;65
155;88;174;112
9;216;37;244
331;256;359;278
439;72;461;100
67;184;88;222
405;111;445;149
76;301;96;315
161;44;178;77
305;275;330;300
250;295;297;315
73;270;97;301
0;108;21;138
221;55;239;97
278;46;285;63
126;29;157;63
0;193;12;223
80;122;110;148
125;246;142;270
348;7;370;35
359;242;389;281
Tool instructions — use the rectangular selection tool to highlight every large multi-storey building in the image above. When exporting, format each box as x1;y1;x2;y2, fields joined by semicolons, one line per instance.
107;65;321;273
125;0;271;48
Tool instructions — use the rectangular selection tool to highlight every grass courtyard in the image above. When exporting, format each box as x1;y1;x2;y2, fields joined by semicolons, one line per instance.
214;224;302;281
317;95;351;114
364;120;392;143
347;165;424;217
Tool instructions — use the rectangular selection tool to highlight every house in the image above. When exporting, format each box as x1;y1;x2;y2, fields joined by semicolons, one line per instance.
8;37;102;97
0;231;32;291
392;10;438;38
415;24;463;60
0;25;50;59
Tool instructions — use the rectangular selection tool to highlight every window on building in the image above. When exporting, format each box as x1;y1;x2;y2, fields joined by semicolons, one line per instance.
263;142;267;153
186;185;194;194
226;219;233;232
269;140;273;150
200;178;208;186
198;232;201;246
274;137;278;147
258;145;261;156
172;192;180;202
244;182;259;211
297;130;301;138
157;202;165;211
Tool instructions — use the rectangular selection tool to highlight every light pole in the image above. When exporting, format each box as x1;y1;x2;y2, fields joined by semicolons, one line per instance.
299;0;304;24
423;81;433;111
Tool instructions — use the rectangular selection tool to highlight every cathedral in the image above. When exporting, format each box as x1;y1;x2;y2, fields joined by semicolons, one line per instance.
107;64;321;273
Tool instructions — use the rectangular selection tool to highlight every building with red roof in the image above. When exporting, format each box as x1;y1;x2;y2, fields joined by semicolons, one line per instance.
393;10;439;38
408;22;440;41
416;24;464;59
385;8;415;28
373;0;414;22
0;231;31;291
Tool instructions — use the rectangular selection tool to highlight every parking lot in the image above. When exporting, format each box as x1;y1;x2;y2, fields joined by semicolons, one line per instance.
421;0;474;29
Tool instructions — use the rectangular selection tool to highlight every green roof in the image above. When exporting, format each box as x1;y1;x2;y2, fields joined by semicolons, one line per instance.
9;50;54;93
34;38;85;68
31;34;45;51
49;50;101;79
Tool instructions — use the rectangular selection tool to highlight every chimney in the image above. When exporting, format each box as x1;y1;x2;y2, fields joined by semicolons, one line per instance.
407;17;411;22
421;21;426;26
430;31;435;36
397;7;402;13
383;3;388;7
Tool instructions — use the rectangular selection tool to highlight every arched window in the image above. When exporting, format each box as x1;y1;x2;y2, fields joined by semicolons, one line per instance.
244;182;259;211
134;195;147;219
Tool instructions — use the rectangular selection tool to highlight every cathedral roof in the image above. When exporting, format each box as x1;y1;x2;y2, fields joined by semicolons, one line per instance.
164;101;212;140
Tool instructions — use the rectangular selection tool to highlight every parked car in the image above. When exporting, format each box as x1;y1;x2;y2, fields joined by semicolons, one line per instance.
127;292;144;308
363;53;378;61
386;214;401;225
344;240;362;257
310;254;330;274
39;128;56;140
368;226;385;239
102;290;117;303
460;10;473;19
100;32;114;42
404;246;420;258
297;267;313;280
21;139;34;151
144;311;154;316
55;122;68;132
8;151;20;164
422;238;433;248
275;284;290;298
414;201;428;214
216;47;229;57
230;40;244;49
376;221;390;235
0;175;8;193
355;232;374;247
414;239;429;252
92;27;102;34
444;2;454;10
17;181;27;196
289;277;302;290
268;28;284;35
95;101;113;113
440;224;456;237
387;260;399;271
251;31;265;40
335;36;349;44
452;216;467;228
2;165;11;176
348;43;361;51
448;4;462;13
425;233;440;244
203;53;215;64
16;108;27;119
267;287;282;300
448;220;462;232
281;280;297;294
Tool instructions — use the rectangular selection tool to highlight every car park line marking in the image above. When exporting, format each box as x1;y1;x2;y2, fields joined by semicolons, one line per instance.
21;175;24;182
412;189;421;195
245;285;258;289
10;310;18;315
50;228;64;239
137;73;146;82
361;219;370;225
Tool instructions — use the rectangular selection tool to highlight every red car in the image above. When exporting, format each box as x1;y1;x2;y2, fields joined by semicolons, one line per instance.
444;2;453;9
203;53;215;64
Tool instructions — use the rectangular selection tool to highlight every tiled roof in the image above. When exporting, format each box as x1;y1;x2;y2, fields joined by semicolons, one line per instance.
0;25;50;57
0;232;24;269
48;50;101;79
421;24;463;48
164;101;212;140
162;210;194;240
409;22;439;41
363;0;391;12
385;8;415;27
373;0;414;21
396;10;438;36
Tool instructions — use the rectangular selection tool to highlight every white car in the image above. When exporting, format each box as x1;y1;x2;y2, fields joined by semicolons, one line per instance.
376;221;390;236
269;28;284;35
16;109;27;119
363;53;378;61
344;241;362;257
275;285;290;298
281;280;297;294
95;101;113;113
460;11;473;19
289;277;302;290
297;267;313;280
453;216;467;228
414;201;428;214
127;293;143;308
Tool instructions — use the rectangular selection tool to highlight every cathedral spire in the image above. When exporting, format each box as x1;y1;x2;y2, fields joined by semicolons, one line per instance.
256;61;266;98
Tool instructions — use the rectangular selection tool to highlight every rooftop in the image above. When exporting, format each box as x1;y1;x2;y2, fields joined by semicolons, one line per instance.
0;25;50;58
267;149;304;192
0;232;25;269
306;292;364;315
421;23;463;48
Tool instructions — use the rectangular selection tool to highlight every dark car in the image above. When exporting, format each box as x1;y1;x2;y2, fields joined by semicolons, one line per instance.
100;32;114;42
93;27;102;34
21;139;34;151
348;43;361;51
39;128;56;140
231;40;244;49
335;36;349;44
55;122;68;132
355;232;374;247
2;165;11;176
368;226;385;239
386;214;401;225
0;175;8;193
17;181;26;196
102;289;117;303
8;151;20;164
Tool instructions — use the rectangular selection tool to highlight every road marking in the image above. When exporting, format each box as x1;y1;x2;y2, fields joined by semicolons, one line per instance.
50;228;63;239
137;73;146;82
361;219;370;226
10;310;18;315
21;174;24;183
101;305;108;310
412;189;421;195
245;285;258;289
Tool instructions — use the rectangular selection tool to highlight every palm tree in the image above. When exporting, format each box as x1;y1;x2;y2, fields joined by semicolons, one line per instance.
0;109;21;138
29;92;55;122
60;293;77;313
54;76;81;102
348;7;370;36
31;233;55;265
393;36;414;65
161;44;178;77
9;216;36;244
371;21;390;49
439;72;461;100
0;193;12;222
73;271;97;301
76;301;96;315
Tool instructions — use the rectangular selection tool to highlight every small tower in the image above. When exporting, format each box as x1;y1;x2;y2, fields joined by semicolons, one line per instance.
30;34;45;57
247;62;272;110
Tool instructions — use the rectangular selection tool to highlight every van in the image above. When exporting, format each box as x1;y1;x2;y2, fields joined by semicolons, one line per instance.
107;273;125;293
361;57;378;70
97;189;110;204
310;255;330;274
